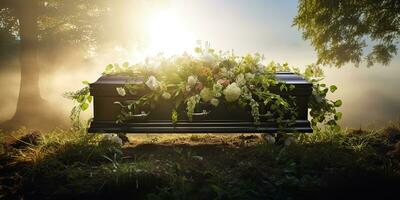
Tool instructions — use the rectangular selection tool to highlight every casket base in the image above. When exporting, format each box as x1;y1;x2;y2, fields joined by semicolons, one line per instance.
88;120;312;133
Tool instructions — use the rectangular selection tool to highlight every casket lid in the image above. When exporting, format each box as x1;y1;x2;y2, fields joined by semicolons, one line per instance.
90;72;312;96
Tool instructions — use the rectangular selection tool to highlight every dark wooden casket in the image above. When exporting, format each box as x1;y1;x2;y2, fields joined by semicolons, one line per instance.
87;72;313;133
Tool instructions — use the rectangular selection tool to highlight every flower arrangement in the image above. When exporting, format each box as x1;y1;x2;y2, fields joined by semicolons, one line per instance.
66;43;342;131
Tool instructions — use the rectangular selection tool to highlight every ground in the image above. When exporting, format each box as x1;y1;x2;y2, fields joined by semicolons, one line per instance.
1;125;400;200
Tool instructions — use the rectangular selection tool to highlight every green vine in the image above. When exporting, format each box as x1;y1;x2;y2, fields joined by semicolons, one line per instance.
64;81;92;130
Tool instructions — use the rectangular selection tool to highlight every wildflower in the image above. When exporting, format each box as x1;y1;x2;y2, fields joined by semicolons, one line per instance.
187;75;198;86
196;82;204;91
245;72;255;80
145;76;160;91
217;79;230;87
185;85;192;92
223;83;242;102
213;82;223;92
210;98;220;107
236;73;246;86
200;87;213;102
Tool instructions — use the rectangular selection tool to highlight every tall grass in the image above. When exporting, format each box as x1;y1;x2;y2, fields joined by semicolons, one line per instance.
1;125;400;199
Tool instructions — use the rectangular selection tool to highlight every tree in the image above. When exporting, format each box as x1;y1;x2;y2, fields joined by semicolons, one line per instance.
0;0;109;129
293;0;400;67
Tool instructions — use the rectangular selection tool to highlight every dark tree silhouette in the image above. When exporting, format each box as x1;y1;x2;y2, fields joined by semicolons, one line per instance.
294;0;400;67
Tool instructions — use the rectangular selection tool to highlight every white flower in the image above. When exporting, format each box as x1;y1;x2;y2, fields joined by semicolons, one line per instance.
220;67;228;75
263;134;275;144
201;53;215;63
257;64;265;73
227;71;235;79
200;87;213;102
236;73;246;86
185;85;192;92
213;83;223;93
162;92;171;100
223;83;242;102
187;76;198;86
103;134;123;145
145;76;160;91
116;87;126;96
245;72;255;80
284;137;296;146
210;98;220;107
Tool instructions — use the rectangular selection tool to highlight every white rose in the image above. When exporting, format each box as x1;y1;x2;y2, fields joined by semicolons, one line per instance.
162;92;171;100
145;76;160;91
210;98;220;107
223;82;242;102
187;76;198;86
200;87;213;102
116;87;126;96
236;73;246;86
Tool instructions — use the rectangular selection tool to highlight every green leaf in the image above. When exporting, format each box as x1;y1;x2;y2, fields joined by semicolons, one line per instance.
87;95;93;103
77;95;85;103
335;112;343;120
279;84;287;91
330;85;337;93
334;100;342;107
80;103;89;111
105;64;113;71
82;80;90;85
194;47;202;53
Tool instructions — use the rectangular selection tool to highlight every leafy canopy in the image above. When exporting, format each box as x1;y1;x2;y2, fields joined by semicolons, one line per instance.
293;0;400;67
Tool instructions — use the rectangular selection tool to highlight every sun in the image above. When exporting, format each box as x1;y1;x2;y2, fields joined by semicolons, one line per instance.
145;9;195;56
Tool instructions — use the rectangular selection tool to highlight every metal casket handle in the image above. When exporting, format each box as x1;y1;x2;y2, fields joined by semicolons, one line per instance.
130;111;151;118
191;110;210;116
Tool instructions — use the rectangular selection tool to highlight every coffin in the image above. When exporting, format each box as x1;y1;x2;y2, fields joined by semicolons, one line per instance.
88;72;313;133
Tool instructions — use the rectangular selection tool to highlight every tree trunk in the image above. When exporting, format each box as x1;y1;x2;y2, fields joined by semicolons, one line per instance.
5;1;61;129
15;2;43;113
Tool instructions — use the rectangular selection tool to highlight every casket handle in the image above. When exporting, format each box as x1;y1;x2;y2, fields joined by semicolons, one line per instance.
192;110;210;116
259;112;273;118
130;111;150;118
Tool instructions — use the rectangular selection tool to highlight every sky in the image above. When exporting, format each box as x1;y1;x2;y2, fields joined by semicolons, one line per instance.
170;0;400;127
0;0;399;128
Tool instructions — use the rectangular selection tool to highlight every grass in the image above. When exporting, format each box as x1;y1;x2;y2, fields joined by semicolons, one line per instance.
1;124;400;200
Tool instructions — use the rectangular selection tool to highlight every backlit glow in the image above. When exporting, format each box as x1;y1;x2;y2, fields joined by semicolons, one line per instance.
145;9;195;56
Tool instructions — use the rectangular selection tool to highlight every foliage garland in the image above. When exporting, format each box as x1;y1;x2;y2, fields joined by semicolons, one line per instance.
66;43;342;132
